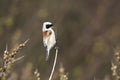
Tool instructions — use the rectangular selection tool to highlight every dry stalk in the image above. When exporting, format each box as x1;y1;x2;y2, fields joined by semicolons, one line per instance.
48;47;58;80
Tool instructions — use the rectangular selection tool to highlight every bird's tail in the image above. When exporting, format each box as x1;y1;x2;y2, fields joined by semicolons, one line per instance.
46;49;50;61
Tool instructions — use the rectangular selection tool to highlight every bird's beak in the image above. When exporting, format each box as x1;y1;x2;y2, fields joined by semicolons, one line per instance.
51;24;53;26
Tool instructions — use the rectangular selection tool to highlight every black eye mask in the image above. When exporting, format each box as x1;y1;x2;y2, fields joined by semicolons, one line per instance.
46;24;53;29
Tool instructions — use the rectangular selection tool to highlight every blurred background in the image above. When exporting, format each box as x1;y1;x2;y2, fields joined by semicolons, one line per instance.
0;0;120;80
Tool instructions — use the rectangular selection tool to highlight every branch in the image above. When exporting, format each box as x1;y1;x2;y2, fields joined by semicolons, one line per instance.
49;47;58;80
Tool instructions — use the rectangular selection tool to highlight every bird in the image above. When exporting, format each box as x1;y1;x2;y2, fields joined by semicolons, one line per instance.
42;22;56;61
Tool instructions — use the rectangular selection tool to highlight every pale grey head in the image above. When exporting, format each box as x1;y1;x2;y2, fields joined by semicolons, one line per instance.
43;22;53;31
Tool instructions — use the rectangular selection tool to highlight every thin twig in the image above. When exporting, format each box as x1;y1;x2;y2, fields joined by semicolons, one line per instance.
49;47;58;80
24;38;30;45
13;56;24;62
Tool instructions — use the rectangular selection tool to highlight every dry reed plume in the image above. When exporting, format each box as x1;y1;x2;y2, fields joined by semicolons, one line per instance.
59;64;68;80
34;69;40;80
0;39;29;80
111;48;120;80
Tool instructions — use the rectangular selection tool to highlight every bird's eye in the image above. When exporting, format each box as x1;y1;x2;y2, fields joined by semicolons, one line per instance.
46;24;53;29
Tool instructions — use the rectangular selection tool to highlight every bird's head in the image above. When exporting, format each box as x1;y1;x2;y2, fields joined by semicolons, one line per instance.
43;22;53;31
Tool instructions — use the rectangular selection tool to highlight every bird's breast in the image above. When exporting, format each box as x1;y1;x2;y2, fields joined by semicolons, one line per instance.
43;30;52;39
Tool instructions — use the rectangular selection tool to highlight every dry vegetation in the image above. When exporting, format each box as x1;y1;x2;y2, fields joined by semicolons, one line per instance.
0;39;120;80
111;48;120;80
0;39;68;80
